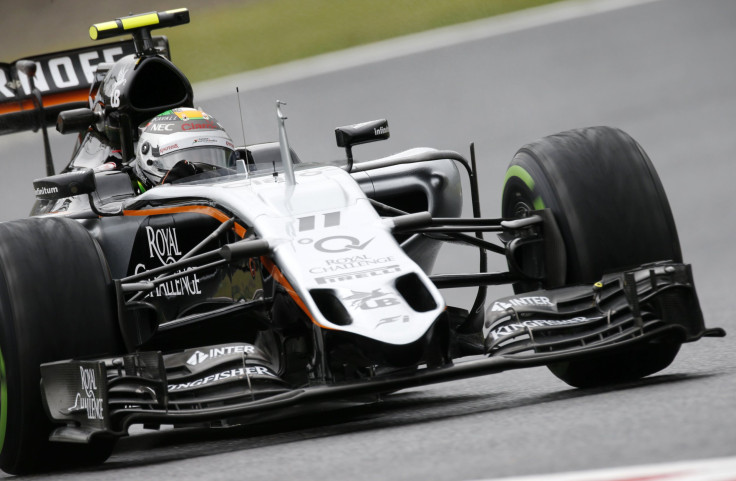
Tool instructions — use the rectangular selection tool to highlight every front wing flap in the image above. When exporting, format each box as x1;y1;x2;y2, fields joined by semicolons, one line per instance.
484;262;723;356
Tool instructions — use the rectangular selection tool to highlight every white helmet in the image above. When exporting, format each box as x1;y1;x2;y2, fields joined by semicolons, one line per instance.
134;108;236;188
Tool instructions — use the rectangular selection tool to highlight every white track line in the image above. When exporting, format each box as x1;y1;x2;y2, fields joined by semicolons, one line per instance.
195;0;668;100
468;456;736;481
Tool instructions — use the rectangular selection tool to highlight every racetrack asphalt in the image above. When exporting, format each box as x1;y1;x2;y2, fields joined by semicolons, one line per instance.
0;0;734;479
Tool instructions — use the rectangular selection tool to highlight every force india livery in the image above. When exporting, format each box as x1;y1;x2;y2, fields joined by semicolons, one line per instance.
0;9;725;475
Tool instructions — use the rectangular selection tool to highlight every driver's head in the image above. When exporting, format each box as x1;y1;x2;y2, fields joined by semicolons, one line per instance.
134;108;235;189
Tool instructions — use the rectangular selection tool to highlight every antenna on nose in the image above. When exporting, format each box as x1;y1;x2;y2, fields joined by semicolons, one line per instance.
234;87;250;175
276;100;296;188
236;87;247;148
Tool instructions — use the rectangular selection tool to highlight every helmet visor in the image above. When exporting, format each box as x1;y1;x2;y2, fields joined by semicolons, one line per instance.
152;146;235;174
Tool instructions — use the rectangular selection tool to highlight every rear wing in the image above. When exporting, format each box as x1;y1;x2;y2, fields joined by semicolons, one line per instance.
0;37;169;136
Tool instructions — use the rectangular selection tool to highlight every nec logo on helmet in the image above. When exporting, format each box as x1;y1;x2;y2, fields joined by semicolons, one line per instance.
148;123;174;132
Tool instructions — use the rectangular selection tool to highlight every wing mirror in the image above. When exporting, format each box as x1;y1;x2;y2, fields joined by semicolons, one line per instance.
335;118;390;171
33;169;96;200
57;108;101;134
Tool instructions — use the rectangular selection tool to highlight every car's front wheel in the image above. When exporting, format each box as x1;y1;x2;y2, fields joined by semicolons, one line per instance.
502;126;683;388
0;217;123;474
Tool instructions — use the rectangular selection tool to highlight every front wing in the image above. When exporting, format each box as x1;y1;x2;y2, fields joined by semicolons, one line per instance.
40;262;724;443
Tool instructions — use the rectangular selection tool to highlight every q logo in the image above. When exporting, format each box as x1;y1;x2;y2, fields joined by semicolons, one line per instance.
314;236;374;253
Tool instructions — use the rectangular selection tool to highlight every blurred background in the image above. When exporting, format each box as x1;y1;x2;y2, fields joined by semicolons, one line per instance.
2;0;560;82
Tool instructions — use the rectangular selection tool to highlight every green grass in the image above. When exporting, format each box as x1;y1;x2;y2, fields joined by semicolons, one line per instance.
167;0;563;83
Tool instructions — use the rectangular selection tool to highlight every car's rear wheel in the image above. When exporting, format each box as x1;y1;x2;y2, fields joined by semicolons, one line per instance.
0;217;123;475
501;126;682;388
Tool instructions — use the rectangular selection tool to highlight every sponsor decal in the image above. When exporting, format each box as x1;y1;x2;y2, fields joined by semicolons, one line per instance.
0;45;129;101
159;143;179;154
186;345;256;366
374;126;389;136
192;137;219;144
147;226;182;264
314;265;401;285
308;254;396;274
181;121;220;131
376;314;410;328
298;212;341;231
110;89;121;107
148;122;175;133
154;114;179;122
134;226;202;298
168;366;276;391
134;263;202;297
342;289;400;310
34;185;59;196
491;296;553;312
314;235;374;253
69;366;104;420
103;63;129;104
488;317;599;340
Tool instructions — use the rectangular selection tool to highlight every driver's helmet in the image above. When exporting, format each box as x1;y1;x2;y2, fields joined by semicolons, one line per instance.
134;108;236;189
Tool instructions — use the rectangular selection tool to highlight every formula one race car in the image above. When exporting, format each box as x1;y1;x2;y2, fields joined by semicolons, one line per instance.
0;9;725;475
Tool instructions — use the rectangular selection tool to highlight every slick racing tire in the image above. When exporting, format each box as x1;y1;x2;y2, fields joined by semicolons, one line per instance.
501;126;682;388
0;217;123;475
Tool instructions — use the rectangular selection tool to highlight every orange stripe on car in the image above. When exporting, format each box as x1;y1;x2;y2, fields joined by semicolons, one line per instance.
0;89;89;114
260;256;334;330
123;205;247;238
